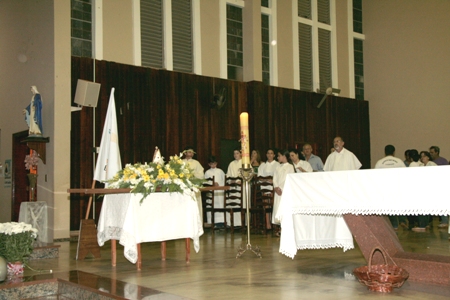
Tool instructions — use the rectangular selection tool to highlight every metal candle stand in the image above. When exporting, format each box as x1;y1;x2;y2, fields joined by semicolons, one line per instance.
236;165;261;258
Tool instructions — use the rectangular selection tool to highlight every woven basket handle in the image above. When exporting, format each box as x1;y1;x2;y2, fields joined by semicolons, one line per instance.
368;247;388;273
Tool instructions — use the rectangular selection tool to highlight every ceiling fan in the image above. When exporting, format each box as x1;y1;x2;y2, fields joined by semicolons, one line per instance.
211;84;227;109
317;74;340;108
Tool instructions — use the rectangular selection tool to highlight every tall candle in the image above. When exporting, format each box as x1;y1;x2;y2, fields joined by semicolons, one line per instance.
240;112;250;166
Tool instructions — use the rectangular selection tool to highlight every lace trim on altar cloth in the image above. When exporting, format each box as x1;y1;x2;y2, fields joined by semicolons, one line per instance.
118;230;139;264
97;226;123;247
291;208;450;216
279;241;354;259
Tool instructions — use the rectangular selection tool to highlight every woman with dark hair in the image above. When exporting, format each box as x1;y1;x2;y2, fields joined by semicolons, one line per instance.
272;150;296;233
289;148;313;173
420;151;437;167
257;147;279;177
250;150;262;173
408;149;422;167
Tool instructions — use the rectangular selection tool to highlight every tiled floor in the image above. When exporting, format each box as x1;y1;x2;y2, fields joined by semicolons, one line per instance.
2;218;450;299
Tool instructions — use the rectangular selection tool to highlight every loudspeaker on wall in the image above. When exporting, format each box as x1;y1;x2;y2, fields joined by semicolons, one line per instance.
74;79;101;107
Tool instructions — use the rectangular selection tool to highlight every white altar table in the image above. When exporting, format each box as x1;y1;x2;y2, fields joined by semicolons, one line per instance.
277;166;450;259
97;192;203;268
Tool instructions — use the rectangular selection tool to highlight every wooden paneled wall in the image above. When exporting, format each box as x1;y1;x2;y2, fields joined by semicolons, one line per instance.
70;57;370;230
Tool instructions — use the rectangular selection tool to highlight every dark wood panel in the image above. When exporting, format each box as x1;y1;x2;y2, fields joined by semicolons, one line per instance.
11;131;31;221
69;57;370;230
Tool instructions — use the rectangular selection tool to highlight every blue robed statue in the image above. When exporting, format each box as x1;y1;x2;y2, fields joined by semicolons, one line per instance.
23;85;43;136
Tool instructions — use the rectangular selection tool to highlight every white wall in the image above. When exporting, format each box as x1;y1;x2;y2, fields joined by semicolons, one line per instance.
0;0;71;240
364;0;450;165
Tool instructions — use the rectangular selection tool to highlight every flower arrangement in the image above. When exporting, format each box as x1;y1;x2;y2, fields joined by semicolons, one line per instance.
0;222;37;263
24;150;39;171
106;154;204;202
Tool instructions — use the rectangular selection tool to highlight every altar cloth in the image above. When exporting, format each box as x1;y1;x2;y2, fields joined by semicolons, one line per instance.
97;193;203;264
276;166;450;259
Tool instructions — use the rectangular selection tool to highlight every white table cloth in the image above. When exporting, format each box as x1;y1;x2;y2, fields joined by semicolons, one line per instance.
18;201;48;243
97;193;203;264
277;166;450;259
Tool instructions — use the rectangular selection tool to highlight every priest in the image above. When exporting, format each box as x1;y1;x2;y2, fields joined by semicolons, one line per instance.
324;136;362;171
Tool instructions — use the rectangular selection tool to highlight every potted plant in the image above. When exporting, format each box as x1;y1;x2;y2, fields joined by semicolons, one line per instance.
0;222;37;275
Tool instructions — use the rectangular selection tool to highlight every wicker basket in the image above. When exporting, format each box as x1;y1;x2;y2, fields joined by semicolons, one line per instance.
353;247;409;293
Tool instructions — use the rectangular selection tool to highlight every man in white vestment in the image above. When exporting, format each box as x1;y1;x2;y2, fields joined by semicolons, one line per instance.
182;146;204;222
324;136;362;171
204;156;225;226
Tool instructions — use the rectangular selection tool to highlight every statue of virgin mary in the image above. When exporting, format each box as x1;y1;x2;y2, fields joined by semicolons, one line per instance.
23;86;43;136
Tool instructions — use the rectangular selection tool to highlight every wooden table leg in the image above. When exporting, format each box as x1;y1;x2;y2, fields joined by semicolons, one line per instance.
185;238;190;263
111;239;116;266
137;243;142;270
161;241;166;261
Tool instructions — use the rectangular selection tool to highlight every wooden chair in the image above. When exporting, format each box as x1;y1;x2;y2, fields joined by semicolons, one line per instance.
201;176;216;231
250;176;274;235
224;176;243;233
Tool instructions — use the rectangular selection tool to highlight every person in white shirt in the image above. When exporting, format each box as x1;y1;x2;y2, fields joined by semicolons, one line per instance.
289;148;313;173
225;148;243;226
204;156;225;226
226;148;242;177
182;146;204;179
272;150;296;231
258;148;280;177
324;136;362;171
408;150;423;167
257;147;279;230
374;144;406;169
374;144;407;230
182;146;204;222
420;151;437;167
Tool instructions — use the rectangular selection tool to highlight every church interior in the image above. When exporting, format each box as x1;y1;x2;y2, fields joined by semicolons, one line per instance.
1;1;450;299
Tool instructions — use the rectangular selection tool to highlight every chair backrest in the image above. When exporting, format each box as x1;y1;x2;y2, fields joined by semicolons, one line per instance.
224;176;242;208
202;176;215;205
254;176;274;207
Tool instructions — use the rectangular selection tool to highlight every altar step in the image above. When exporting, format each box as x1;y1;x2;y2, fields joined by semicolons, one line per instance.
30;241;60;260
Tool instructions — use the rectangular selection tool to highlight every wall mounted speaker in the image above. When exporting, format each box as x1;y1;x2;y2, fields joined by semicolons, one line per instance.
74;79;101;107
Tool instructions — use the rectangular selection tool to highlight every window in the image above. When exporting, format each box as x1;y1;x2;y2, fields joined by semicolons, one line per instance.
141;0;164;68
227;4;243;81
261;0;277;86
141;0;193;73
353;0;363;34
318;28;331;92
71;0;92;58
261;14;270;85
172;0;193;73
354;39;364;100
297;0;334;92
352;0;364;100
298;23;313;91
